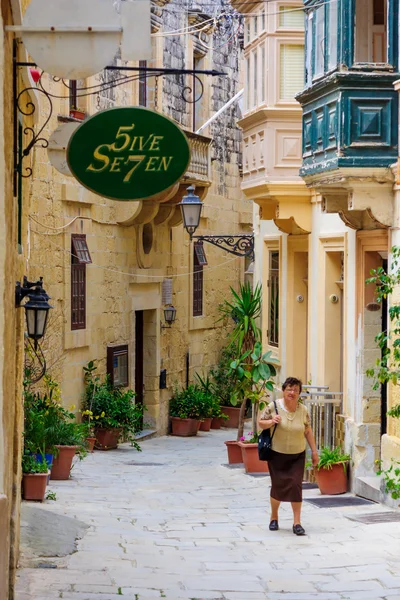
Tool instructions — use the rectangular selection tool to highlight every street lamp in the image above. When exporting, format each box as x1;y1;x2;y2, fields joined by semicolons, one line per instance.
178;185;203;240
163;305;177;328
16;277;52;347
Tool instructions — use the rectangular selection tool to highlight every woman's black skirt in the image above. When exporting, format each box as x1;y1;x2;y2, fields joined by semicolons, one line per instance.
268;450;305;502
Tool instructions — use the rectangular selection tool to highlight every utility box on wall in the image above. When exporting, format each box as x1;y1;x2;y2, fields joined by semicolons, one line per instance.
160;369;167;389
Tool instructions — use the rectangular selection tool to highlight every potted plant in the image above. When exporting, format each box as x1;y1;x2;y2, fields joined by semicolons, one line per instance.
70;106;86;120
238;431;269;473
210;349;241;428
83;361;143;451
169;384;207;436
226;342;277;462
219;283;277;440
22;454;50;501
194;373;228;432
50;418;88;480
311;447;351;495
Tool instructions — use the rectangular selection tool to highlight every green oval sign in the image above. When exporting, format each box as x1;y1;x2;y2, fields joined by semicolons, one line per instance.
67;107;191;201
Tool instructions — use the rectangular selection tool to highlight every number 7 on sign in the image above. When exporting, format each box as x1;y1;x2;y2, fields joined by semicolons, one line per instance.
123;155;146;183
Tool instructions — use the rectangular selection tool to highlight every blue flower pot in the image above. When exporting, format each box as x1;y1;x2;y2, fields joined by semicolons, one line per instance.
34;454;53;483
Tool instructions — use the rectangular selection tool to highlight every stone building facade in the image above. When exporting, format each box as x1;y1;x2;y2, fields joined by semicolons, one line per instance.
25;0;251;435
234;0;400;503
0;0;38;597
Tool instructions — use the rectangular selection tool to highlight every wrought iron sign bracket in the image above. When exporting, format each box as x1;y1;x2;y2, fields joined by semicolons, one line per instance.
193;234;254;259
13;44;226;180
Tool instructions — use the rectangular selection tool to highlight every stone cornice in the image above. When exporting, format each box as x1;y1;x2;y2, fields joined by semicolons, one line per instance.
237;106;302;129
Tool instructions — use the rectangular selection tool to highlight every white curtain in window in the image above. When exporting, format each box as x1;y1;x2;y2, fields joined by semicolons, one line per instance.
328;0;338;69
280;44;305;100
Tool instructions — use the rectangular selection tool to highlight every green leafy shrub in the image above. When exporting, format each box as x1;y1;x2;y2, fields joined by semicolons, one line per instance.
169;384;215;419
83;361;144;450
24;375;87;456
312;446;351;471
22;453;49;474
376;460;400;500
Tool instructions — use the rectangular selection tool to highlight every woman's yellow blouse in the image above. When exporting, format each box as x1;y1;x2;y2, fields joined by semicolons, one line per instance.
261;401;311;455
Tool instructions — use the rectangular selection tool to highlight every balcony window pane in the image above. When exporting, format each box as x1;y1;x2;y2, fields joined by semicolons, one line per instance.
328;0;338;70
261;45;266;103
305;12;313;85
253;50;258;106
279;5;304;29
280;44;305;101
314;5;325;77
355;0;387;63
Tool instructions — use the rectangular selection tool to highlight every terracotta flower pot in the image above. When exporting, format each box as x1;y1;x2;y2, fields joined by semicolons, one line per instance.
94;428;121;450
224;440;243;464
70;109;85;120
50;446;78;480
23;472;49;501
211;417;224;429
238;442;269;473
170;417;199;436
199;418;212;432
86;437;97;453
315;463;348;495
221;406;241;428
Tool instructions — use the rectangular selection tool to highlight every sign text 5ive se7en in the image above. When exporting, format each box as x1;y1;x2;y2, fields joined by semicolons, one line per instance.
67;107;191;201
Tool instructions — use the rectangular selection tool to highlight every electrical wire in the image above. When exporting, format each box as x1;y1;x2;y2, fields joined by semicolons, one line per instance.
30;226;242;280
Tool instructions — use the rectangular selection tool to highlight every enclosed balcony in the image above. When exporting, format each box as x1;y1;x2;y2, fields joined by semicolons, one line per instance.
297;0;399;178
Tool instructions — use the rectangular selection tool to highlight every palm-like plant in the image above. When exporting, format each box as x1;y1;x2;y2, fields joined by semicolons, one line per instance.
219;282;262;354
220;283;275;440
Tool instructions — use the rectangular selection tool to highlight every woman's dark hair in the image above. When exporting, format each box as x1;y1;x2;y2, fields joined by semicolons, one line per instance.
282;377;302;393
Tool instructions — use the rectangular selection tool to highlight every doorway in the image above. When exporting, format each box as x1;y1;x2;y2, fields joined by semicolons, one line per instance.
135;310;144;429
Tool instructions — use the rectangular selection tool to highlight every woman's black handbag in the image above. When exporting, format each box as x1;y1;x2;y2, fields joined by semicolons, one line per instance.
258;400;278;461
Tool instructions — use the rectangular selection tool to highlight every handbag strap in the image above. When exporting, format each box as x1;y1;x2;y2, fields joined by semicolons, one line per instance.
270;399;279;441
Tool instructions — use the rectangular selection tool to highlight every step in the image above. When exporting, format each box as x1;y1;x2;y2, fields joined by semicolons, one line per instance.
134;428;157;441
355;475;382;503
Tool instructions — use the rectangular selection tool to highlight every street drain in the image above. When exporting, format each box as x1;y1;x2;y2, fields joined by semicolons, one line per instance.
247;472;269;478
36;563;57;569
346;512;400;524
125;461;166;466
305;496;375;508
222;463;244;469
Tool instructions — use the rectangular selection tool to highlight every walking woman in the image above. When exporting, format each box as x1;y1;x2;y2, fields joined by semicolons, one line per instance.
258;377;319;536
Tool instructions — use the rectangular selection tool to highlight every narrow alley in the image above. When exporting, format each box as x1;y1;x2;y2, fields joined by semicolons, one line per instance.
16;429;400;600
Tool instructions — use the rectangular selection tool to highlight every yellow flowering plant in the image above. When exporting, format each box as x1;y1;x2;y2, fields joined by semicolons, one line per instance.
83;361;144;451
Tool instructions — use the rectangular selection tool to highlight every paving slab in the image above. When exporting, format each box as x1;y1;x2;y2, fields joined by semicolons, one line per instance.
15;427;400;600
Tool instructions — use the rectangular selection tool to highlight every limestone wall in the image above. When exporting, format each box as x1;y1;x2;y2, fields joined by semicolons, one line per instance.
26;0;250;435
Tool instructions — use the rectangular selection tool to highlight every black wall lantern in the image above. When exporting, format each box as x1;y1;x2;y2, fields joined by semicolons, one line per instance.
179;185;255;259
162;305;177;328
16;276;52;347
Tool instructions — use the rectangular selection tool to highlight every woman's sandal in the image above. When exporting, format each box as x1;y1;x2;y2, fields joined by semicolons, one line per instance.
293;524;306;536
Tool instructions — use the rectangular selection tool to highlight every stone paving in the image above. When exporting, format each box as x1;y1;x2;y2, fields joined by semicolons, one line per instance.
16;428;400;600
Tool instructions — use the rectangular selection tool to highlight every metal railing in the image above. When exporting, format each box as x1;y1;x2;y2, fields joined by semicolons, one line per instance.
301;391;343;452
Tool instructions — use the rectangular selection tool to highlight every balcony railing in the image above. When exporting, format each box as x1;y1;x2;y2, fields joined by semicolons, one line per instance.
184;130;212;185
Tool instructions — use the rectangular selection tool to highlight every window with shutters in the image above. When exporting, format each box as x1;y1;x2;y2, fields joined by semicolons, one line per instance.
279;44;305;101
268;251;279;347
107;345;129;387
193;242;207;317
279;5;304;29
71;234;92;331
